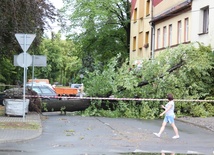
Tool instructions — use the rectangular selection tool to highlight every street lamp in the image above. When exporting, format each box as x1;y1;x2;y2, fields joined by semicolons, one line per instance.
80;74;84;84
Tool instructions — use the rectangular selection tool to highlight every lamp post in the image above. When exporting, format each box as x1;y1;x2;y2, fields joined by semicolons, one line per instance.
80;74;84;84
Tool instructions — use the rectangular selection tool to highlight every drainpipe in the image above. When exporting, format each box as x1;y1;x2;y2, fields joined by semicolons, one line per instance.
150;0;155;60
151;23;155;60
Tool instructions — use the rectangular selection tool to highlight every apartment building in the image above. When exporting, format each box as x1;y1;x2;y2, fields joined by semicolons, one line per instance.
130;0;152;64
191;0;214;49
151;0;192;56
130;0;214;62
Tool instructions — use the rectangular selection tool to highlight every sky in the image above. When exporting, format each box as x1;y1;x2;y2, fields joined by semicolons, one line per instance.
45;0;64;38
49;0;63;9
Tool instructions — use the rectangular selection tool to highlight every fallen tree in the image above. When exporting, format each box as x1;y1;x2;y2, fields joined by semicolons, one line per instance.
42;99;90;113
84;43;214;100
3;88;91;113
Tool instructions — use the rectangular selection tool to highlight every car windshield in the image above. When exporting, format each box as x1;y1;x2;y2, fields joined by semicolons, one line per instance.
40;87;54;94
32;87;42;94
71;84;82;88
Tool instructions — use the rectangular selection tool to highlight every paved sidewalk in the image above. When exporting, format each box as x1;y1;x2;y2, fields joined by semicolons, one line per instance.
0;112;42;143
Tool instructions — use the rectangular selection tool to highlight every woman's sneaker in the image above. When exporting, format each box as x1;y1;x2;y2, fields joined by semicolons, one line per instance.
172;135;179;139
153;133;160;138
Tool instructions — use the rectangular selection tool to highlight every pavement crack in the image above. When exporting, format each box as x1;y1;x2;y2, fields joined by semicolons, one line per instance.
95;117;129;139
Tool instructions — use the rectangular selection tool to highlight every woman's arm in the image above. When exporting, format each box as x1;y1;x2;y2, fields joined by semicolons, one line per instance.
161;105;166;109
160;104;172;116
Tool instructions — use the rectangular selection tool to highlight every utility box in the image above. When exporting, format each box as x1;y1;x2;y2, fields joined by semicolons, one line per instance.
3;99;29;116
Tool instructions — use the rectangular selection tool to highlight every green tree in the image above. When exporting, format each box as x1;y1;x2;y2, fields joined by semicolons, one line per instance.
82;43;214;118
60;0;131;71
0;0;57;58
0;0;57;85
35;33;82;85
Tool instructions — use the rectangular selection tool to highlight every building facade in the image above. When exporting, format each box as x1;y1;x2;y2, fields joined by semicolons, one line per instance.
150;0;192;56
130;0;214;62
130;0;152;64
191;0;214;49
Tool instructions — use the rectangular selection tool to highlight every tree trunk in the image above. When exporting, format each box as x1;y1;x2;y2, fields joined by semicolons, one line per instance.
42;99;90;112
3;88;91;113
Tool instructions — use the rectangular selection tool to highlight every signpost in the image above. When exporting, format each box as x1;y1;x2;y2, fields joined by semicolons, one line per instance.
15;33;36;121
16;53;32;68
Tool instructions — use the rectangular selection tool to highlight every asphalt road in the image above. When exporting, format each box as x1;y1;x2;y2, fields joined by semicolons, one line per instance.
0;112;213;155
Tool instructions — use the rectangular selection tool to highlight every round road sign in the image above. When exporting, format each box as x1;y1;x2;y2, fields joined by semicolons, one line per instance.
17;52;32;68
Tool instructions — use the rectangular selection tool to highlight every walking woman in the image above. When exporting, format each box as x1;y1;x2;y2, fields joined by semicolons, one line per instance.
153;94;179;139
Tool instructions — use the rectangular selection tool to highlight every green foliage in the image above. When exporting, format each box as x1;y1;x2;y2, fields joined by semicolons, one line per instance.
60;0;131;71
60;106;66;114
42;102;48;112
81;100;158;119
0;57;17;85
190;103;209;117
138;102;158;119
35;33;82;85
0;0;56;58
84;54;138;97
82;43;214;118
0;0;56;86
204;102;214;116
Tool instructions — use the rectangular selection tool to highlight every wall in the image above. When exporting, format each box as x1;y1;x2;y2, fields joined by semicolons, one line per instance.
191;0;214;50
153;0;186;16
130;0;152;63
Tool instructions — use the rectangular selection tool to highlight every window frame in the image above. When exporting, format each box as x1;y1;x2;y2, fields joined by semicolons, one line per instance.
177;20;182;44
163;26;167;47
157;28;161;49
184;18;189;42
202;6;209;33
168;24;172;46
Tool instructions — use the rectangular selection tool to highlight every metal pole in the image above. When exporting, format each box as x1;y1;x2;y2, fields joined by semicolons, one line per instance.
31;55;35;89
23;34;27;122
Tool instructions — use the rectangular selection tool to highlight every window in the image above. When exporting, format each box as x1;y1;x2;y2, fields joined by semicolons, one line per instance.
177;21;182;44
134;8;137;22
32;88;42;94
184;18;189;42
143;31;149;48
168;24;172;46
163;26;167;47
145;31;149;44
146;0;150;16
133;36;137;51
157;29;161;49
202;7;209;33
138;32;143;48
139;0;144;18
41;87;53;94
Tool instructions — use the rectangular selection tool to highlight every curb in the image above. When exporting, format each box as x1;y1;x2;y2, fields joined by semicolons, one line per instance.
176;117;214;132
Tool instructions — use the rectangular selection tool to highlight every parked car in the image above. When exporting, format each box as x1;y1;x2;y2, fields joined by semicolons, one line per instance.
70;84;83;89
71;84;86;97
26;84;58;101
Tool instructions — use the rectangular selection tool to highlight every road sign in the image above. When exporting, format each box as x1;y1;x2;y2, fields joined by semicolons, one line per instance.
16;53;32;68
15;34;36;52
15;33;36;121
32;55;47;67
14;55;47;67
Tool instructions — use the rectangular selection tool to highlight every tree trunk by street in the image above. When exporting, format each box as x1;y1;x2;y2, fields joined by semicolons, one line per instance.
42;99;90;113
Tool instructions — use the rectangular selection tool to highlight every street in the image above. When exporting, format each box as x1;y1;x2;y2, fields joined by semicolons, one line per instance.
0;112;213;155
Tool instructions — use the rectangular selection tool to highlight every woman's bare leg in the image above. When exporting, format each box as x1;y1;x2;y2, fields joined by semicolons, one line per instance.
158;121;167;135
171;123;179;136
